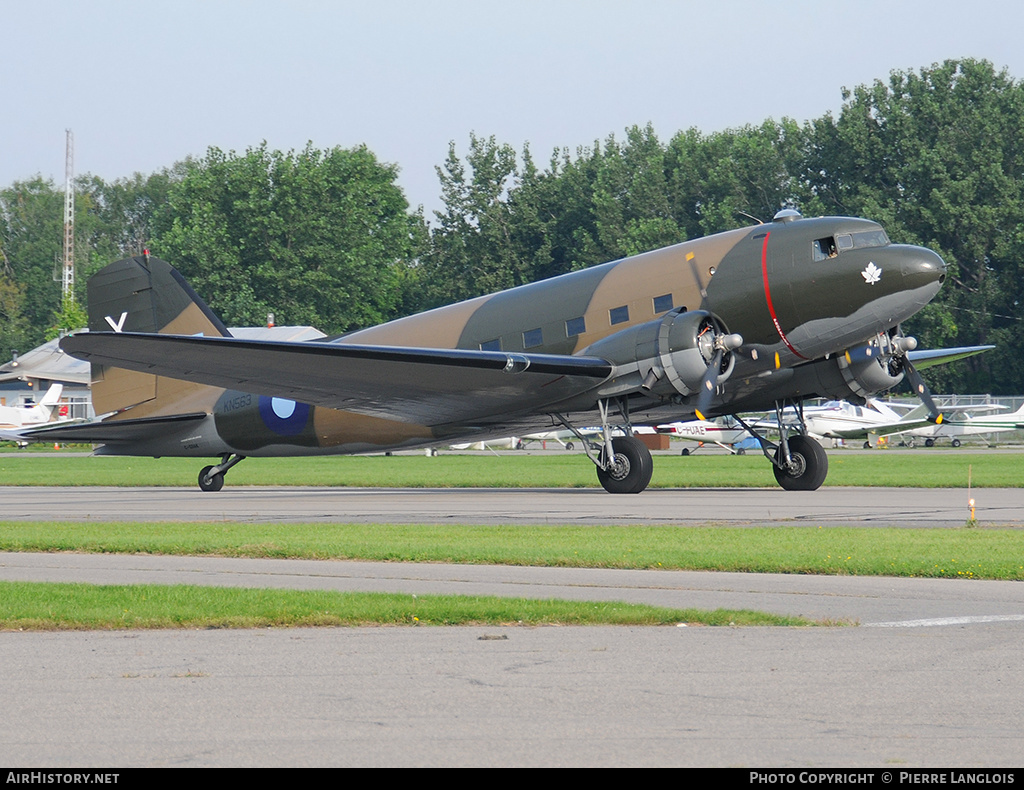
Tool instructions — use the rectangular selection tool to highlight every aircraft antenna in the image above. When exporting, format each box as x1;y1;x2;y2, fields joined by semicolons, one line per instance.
735;210;764;225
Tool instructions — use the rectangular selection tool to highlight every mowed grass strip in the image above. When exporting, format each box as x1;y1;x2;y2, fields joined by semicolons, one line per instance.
0;581;810;630
0;450;1022;487
3;521;1022;580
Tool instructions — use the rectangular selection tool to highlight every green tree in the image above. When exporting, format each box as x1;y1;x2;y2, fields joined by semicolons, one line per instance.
0;177;64;342
45;294;89;340
153;143;424;332
420;134;532;308
82;167;183;268
808;58;1024;393
0;253;29;361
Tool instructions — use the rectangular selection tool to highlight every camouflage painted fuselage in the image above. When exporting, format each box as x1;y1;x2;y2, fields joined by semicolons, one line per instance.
81;213;945;457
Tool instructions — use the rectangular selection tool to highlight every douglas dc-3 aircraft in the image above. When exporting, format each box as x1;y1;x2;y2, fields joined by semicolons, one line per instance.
11;210;951;493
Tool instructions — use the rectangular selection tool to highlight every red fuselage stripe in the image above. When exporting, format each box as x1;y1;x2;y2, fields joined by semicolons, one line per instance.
760;232;808;360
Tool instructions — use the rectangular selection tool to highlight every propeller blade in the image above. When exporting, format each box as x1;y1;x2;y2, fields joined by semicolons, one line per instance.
903;358;944;424
694;348;723;421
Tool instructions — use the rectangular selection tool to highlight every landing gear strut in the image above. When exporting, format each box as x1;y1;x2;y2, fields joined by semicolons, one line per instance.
198;454;246;492
735;399;828;491
554;397;654;494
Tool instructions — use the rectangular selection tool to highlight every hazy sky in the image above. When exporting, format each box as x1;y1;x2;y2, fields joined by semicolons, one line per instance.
6;0;1024;218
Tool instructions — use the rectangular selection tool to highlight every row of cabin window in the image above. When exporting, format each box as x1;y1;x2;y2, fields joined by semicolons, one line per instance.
479;292;677;351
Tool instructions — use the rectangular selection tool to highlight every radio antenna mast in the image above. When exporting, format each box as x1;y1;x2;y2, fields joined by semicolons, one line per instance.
60;128;75;305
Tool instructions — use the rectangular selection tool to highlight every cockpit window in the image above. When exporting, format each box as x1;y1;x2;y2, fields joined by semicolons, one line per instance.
813;229;889;261
851;229;890;249
812;237;837;261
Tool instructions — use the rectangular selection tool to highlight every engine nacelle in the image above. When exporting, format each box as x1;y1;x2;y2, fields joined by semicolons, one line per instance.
808;350;905;402
583;309;738;397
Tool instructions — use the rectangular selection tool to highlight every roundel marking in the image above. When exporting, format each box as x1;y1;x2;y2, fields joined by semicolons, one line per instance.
271;398;296;419
258;396;310;436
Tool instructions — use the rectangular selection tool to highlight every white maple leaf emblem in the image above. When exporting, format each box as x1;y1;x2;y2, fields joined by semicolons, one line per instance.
861;262;882;285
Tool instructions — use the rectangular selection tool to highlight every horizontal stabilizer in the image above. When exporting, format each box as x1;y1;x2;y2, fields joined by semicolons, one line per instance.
1;412;207;445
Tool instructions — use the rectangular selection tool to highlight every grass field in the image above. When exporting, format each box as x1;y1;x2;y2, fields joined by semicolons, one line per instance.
3;520;1022;580
0;448;1021;487
0;581;812;630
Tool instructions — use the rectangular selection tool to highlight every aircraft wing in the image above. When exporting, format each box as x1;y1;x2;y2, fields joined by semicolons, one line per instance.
826;417;936;441
60;332;614;426
906;345;994;370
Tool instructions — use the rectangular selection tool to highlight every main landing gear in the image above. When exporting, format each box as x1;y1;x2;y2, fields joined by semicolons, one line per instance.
735;399;828;491
198;454;246;492
596;435;654;494
555;396;829;494
554;398;654;494
771;433;828;491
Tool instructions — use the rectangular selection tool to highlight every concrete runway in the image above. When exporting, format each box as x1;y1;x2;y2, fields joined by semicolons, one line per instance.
3;485;1024;766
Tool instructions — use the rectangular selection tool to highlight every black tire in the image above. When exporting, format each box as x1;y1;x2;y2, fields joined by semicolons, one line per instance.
198;465;225;492
680;448;690;456
925;438;935;448
565;442;574;451
735;447;746;455
772;435;828;491
596;435;654;494
951;438;961;448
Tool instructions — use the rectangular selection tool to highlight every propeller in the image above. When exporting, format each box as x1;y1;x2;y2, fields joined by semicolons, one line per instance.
901;357;943;424
694;324;743;420
887;333;943;424
844;331;944;424
687;253;743;420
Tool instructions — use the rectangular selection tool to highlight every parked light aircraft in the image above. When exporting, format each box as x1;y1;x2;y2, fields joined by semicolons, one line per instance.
779;390;998;448
9;211;954;493
783;398;925;447
905;403;1024;447
0;384;64;429
656;417;757;454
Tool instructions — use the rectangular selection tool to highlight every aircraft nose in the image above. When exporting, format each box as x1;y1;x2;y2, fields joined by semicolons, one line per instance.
899;245;946;290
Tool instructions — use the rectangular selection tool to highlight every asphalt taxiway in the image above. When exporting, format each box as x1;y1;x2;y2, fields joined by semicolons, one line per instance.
2;484;1021;526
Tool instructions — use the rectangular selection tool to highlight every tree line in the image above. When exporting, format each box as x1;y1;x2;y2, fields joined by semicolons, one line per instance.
2;58;1022;394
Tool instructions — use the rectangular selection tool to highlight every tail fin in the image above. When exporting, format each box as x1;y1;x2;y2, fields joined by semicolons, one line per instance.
35;383;64;420
87;255;230;418
37;383;64;408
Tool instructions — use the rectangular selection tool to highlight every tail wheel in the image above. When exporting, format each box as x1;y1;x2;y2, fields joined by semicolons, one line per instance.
198;465;225;492
596;435;654;494
773;435;828;491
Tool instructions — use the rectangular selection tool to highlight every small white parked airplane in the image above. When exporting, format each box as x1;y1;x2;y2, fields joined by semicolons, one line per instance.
797;399;922;447
773;398;1018;448
903;403;1024;447
655;416;758;454
0;384;65;429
